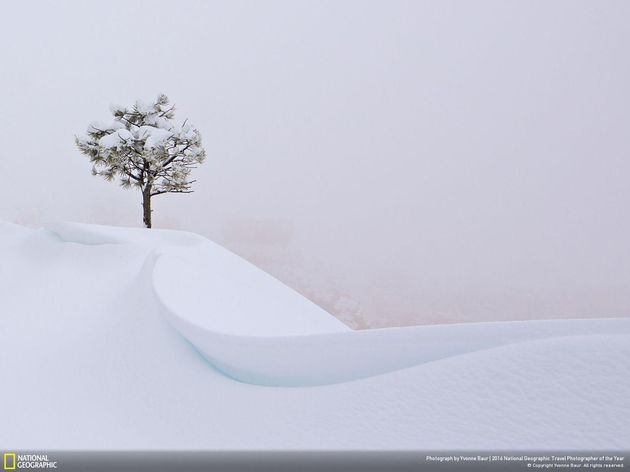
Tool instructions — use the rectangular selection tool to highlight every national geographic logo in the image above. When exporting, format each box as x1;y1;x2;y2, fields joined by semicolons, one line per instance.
2;454;15;470
2;453;57;470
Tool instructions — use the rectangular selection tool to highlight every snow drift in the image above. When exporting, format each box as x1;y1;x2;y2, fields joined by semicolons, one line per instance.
1;221;628;449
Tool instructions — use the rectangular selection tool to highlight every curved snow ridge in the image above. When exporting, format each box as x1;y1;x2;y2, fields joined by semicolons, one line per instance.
45;221;205;247
45;222;630;387
0;221;33;239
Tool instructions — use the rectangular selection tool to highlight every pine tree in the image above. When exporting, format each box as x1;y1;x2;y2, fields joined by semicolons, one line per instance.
76;94;206;228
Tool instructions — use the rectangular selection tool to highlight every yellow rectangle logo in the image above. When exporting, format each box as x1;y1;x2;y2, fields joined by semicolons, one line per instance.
3;452;16;470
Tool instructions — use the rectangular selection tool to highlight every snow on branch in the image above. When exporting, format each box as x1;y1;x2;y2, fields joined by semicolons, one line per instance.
75;94;206;195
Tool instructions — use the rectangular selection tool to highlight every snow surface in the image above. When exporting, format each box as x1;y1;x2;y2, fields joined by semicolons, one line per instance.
0;221;628;449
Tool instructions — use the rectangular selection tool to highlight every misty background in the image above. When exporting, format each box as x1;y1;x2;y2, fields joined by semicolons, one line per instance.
1;0;629;328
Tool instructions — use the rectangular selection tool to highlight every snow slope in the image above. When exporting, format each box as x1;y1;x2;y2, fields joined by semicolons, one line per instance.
0;221;628;449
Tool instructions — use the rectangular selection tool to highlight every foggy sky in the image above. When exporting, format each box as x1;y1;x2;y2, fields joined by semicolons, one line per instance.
2;0;630;327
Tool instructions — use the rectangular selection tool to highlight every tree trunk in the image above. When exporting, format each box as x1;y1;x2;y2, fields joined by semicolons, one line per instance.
142;188;152;229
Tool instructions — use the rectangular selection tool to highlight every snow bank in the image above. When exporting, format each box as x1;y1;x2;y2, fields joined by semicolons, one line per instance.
0;221;31;239
1;221;628;449
155;240;630;385
45;221;630;387
45;221;203;247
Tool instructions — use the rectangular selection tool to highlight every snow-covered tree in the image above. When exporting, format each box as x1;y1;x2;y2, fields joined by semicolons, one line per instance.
76;94;206;228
